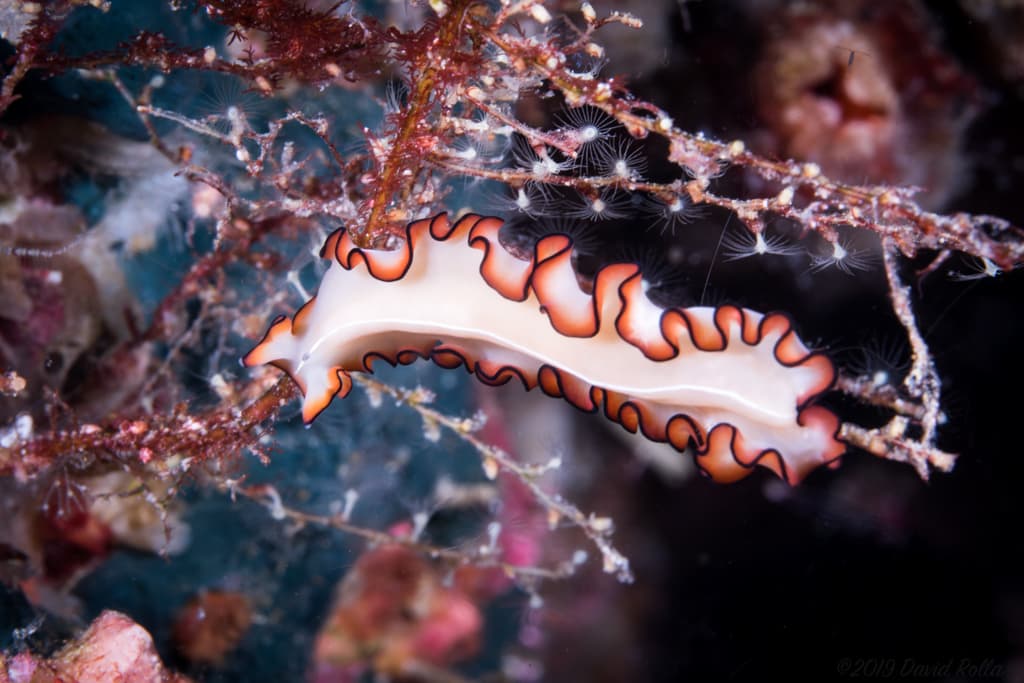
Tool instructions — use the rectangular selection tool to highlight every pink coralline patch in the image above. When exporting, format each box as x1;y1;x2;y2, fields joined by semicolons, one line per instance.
494;517;542;569
53;611;190;683
1;652;39;683
405;590;481;665
311;544;482;680
1;611;192;683
753;0;978;207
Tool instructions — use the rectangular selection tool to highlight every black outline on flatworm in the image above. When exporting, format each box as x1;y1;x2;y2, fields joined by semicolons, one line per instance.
245;212;845;484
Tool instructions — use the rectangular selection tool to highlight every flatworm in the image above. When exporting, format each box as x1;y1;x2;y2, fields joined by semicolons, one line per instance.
243;213;846;484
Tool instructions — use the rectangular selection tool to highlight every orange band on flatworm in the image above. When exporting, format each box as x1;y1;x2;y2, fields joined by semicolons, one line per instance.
244;212;845;485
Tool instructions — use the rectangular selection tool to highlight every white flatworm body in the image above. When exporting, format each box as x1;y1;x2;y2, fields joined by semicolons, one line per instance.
244;213;845;484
